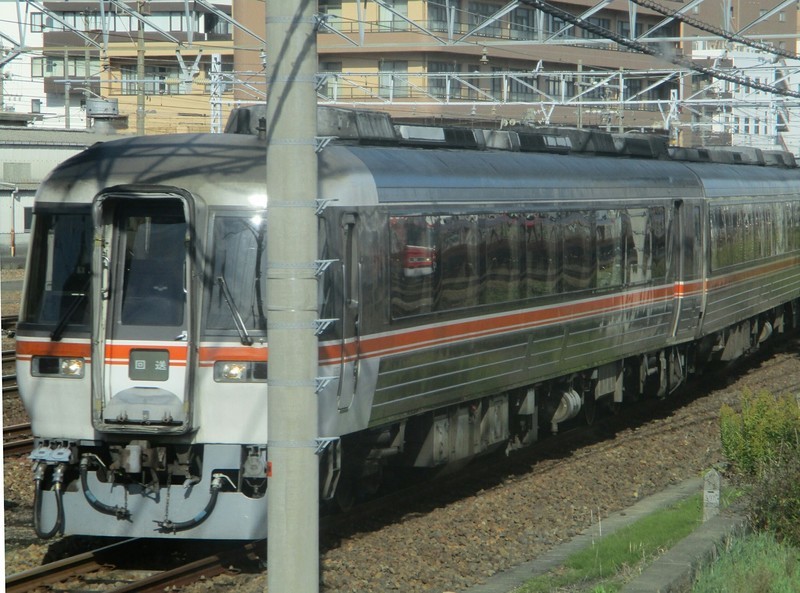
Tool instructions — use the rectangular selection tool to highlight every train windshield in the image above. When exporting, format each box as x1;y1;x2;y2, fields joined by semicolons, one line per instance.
205;213;267;337
23;208;93;333
117;204;187;327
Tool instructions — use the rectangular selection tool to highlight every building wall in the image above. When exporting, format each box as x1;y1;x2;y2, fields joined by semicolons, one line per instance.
3;0;237;135
0;128;118;258
0;5;87;129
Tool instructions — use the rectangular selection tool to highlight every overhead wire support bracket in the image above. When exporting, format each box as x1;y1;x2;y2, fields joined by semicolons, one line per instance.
628;0;800;62
315;136;335;153
314;259;337;277
314;14;360;47
517;0;800;100
315;198;337;215
315;378;337;395
314;319;337;336
314;437;339;455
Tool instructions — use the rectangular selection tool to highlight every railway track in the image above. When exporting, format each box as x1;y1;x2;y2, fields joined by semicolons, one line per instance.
3;314;29;455
5;538;262;593
2;313;18;336
3;371;18;393
4;422;33;456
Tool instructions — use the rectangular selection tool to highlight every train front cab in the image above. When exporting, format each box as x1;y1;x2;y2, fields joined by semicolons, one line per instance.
21;189;273;539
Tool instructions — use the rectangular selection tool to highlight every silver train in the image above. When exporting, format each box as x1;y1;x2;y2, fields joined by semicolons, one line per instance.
17;107;800;539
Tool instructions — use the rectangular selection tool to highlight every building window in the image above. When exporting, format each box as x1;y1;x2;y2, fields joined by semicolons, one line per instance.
170;12;186;31
510;7;535;40
31;12;44;32
468;2;502;37
428;0;448;31
379;61;408;98
545;14;571;38
779;10;786;21
584;17;611;39
120;64;183;95
378;0;409;31
200;13;230;36
428;61;460;98
31;99;42;113
319;0;343;30
31;57;44;78
318;61;342;98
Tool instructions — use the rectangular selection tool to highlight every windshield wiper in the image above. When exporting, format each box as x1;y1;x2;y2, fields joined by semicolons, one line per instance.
216;276;254;346
50;278;91;342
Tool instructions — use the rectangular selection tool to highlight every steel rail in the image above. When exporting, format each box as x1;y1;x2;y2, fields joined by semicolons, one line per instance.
4;422;33;456
107;543;259;593
5;538;140;593
3;373;18;393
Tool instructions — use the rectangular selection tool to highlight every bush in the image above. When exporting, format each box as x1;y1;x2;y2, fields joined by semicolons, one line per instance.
720;389;800;546
719;390;800;476
748;453;800;547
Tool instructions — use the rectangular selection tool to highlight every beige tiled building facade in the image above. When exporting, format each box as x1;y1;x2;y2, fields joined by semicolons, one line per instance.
5;0;798;134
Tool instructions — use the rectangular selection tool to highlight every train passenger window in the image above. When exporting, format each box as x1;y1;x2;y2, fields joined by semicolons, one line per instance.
596;210;622;289
205;214;267;333
774;204;787;255
523;212;560;297
741;204;755;262
682;205;702;280
390;215;438;318
755;205;775;259
791;202;800;251
439;215;480;310
480;214;520;304
563;211;595;292
710;206;728;270
649;207;667;280
627;208;656;284
23;209;93;329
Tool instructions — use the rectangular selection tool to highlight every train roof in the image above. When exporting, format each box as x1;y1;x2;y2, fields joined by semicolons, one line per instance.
35;112;800;210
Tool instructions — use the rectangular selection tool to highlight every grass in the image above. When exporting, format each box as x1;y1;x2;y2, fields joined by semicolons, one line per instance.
692;531;800;593
514;494;704;593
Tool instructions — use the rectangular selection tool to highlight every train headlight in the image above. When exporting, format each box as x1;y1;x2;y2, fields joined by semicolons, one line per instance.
214;361;267;383
61;358;85;377
32;356;85;378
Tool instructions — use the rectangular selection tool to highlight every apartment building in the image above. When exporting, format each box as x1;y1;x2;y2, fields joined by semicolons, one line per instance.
2;0;797;136
234;0;685;128
1;0;237;134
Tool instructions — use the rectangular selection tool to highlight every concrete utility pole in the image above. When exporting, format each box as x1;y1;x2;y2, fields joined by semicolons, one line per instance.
265;0;320;590
136;1;146;135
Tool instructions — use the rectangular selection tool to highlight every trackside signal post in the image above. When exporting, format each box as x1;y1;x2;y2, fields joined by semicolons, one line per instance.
265;0;320;591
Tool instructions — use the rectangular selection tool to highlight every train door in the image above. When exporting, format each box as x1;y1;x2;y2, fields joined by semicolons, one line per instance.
337;213;361;411
92;193;194;434
670;200;704;339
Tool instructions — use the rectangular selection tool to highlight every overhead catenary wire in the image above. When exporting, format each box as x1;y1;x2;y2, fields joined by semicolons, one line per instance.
628;0;800;63
518;0;800;100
